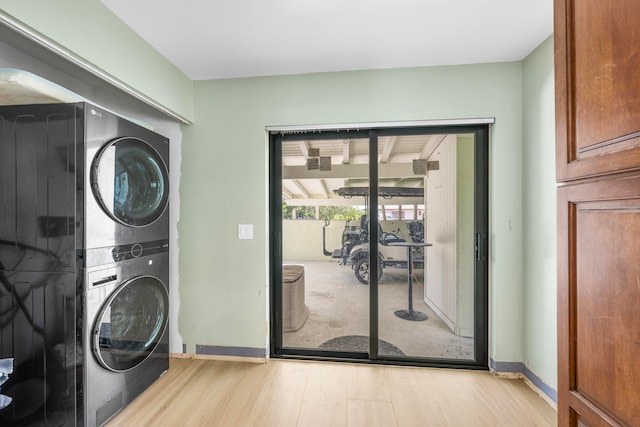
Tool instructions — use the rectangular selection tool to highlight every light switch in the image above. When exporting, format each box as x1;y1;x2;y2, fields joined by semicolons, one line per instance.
238;224;253;240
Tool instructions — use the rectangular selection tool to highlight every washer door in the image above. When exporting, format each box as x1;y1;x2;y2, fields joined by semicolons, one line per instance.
92;137;169;227
93;275;169;372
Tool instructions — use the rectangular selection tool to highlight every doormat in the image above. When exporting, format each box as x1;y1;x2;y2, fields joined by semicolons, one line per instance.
319;335;405;356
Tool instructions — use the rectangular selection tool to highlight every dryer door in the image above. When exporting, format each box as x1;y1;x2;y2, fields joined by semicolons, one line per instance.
93;275;169;372
91;137;169;227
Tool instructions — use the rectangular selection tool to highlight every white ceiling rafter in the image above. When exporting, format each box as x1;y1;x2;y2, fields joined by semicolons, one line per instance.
397;177;424;186
380;136;397;163
298;140;309;158
320;180;329;198
342;139;350;165
418;135;434;159
291;180;310;198
419;135;447;160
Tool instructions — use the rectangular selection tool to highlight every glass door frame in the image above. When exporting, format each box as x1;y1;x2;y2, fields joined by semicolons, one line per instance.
269;124;489;370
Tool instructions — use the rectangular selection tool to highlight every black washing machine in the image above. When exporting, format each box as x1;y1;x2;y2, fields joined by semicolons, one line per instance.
83;250;169;426
0;102;170;426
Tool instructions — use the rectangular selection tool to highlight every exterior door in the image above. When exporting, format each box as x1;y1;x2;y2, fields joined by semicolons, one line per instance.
276;134;372;356
269;124;488;369
555;0;640;425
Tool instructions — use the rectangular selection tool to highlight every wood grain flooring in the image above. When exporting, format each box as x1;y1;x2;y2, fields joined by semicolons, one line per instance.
107;358;556;427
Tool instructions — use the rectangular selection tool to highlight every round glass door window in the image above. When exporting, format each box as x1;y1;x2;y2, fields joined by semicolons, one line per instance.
93;276;169;372
92;137;169;227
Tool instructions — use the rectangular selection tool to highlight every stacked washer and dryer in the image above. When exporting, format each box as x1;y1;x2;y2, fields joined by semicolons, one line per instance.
0;102;170;426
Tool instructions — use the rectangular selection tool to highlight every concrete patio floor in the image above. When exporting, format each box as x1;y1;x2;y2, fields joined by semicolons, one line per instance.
282;260;474;360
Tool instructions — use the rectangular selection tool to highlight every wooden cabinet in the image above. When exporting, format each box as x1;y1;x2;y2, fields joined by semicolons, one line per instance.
557;176;640;426
555;0;640;182
555;0;640;425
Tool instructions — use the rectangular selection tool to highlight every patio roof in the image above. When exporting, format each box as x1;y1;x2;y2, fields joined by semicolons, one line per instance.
282;133;460;206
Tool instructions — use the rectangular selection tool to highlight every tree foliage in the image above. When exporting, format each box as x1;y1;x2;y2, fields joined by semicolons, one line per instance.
319;206;364;221
282;202;364;221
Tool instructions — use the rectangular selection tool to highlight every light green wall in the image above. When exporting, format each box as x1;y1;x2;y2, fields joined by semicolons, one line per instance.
180;63;525;361
0;0;194;122
522;36;557;389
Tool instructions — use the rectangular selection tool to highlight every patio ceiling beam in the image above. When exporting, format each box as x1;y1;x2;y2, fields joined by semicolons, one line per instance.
419;134;447;160
342;139;350;164
291;180;310;198
284;196;425;207
298;140;309;158
380;136;397;163
283;162;415;180
397;177;424;185
319;180;329;198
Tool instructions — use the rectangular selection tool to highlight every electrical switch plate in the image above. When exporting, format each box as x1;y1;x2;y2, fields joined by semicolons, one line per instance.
238;224;253;240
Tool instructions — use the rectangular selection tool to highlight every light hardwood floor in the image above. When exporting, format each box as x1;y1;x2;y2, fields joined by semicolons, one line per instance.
107;357;556;427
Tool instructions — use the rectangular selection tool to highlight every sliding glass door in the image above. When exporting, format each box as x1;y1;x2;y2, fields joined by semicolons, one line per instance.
374;130;487;364
270;124;488;368
276;134;371;356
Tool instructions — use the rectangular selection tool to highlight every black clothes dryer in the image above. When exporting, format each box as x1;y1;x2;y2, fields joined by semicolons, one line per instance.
84;105;170;253
0;102;170;265
0;103;170;426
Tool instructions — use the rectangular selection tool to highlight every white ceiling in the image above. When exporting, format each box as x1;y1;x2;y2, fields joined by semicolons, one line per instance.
100;0;553;80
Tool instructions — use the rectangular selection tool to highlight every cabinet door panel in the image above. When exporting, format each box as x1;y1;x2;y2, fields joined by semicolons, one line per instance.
555;0;640;181
558;176;640;426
